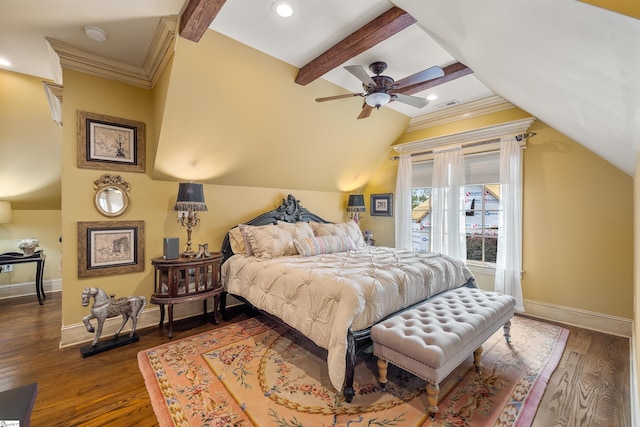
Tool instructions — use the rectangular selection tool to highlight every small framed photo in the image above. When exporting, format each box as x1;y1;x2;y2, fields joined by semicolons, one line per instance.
77;221;145;278
371;193;393;217
77;111;146;173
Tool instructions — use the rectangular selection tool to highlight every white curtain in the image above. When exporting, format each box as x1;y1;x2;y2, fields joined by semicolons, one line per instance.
495;137;524;312
431;147;466;261
395;154;413;249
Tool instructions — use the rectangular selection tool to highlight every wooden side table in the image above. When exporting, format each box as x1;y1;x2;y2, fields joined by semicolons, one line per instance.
0;251;46;304
151;253;223;338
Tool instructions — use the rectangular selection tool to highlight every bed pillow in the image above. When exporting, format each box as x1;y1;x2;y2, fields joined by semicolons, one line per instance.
276;221;314;239
245;223;296;260
228;224;255;256
228;226;246;254
310;221;366;247
294;235;356;257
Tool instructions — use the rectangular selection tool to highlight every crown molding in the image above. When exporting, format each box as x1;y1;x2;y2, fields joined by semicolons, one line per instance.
46;16;177;90
406;95;517;133
42;81;63;125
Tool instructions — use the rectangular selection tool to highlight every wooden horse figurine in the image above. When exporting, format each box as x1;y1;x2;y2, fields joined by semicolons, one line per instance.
81;287;146;347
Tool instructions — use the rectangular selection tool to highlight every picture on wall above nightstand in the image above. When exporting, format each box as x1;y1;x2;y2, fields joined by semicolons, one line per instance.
371;193;393;216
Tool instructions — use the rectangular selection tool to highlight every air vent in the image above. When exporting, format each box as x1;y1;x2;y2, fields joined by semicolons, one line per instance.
435;100;460;109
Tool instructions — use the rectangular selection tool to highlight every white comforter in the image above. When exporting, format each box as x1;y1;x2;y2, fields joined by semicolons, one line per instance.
221;246;474;391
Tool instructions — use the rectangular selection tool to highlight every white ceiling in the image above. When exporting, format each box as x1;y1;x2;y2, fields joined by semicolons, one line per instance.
1;0;638;174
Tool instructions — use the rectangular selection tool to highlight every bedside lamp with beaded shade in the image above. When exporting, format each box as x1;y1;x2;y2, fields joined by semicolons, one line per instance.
346;194;365;224
174;183;207;257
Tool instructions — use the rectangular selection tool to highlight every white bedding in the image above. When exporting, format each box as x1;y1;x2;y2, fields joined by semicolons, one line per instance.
221;246;474;391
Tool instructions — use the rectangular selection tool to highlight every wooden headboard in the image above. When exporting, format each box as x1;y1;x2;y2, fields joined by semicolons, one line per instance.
220;194;330;263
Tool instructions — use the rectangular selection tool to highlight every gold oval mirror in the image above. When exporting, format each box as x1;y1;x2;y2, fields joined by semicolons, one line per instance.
94;174;130;217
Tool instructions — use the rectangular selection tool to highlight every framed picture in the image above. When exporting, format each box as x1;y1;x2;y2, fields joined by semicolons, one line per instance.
77;111;146;173
77;221;145;278
371;193;393;217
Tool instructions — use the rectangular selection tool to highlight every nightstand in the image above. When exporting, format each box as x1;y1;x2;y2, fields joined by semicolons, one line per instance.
151;253;223;338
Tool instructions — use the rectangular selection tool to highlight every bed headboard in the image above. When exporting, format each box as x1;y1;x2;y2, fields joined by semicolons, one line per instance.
220;194;330;263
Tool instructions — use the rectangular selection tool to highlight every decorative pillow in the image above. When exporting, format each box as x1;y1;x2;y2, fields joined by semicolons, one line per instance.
228;227;246;254
309;221;366;247
276;221;314;240
238;224;255;256
228;224;255;256
245;223;296;260
294;235;356;257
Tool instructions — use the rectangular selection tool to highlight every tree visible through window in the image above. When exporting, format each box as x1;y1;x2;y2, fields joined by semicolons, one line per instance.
411;184;501;264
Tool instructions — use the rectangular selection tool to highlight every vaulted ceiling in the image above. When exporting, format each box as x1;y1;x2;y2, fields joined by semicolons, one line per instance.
0;0;638;203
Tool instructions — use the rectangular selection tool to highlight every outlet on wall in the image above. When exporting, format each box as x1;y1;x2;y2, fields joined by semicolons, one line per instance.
2;264;13;272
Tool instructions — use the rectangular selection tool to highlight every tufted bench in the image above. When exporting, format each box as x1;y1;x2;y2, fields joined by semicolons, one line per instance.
371;286;516;419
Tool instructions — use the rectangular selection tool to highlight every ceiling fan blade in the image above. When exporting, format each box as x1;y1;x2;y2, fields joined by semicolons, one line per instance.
344;65;376;86
393;93;429;109
394;66;445;90
315;93;362;102
357;104;374;119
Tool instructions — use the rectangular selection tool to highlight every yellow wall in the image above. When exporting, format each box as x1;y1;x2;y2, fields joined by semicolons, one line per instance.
59;69;345;326
365;111;634;319
523;121;632;317
0;70;61;209
0;210;61;286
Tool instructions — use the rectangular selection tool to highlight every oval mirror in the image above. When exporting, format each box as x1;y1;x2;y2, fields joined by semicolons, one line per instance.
94;174;131;217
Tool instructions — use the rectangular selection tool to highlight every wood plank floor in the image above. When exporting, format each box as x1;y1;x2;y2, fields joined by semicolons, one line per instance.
0;292;631;426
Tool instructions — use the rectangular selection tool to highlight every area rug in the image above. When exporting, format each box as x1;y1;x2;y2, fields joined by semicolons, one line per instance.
138;315;568;427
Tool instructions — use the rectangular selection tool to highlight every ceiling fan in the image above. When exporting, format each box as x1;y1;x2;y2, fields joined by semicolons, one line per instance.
315;61;445;119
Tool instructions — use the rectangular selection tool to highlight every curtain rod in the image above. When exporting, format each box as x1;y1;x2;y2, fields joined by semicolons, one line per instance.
390;131;537;161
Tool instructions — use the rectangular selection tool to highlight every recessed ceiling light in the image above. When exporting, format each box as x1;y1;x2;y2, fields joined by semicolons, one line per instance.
84;26;107;42
0;57;11;67
272;1;293;18
426;94;438;101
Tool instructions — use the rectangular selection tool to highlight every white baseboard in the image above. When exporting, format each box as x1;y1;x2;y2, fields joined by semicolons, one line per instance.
523;298;632;337
0;278;62;299
59;299;212;348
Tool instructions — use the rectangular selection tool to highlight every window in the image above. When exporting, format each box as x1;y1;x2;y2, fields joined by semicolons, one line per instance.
411;184;500;264
464;184;500;263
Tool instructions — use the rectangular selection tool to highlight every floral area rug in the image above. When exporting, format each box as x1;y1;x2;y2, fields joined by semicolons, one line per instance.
138;315;568;427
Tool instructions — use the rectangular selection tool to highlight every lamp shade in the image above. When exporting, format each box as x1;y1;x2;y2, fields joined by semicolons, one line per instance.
0;201;12;224
174;183;207;212
365;92;391;108
346;194;365;212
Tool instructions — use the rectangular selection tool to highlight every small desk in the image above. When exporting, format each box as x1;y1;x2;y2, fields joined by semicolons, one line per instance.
0;251;46;305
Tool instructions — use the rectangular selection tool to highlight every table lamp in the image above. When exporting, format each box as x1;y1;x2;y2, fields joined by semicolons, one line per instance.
174;183;207;257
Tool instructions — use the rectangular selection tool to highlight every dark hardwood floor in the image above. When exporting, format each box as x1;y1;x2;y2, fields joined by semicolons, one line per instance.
0;292;631;426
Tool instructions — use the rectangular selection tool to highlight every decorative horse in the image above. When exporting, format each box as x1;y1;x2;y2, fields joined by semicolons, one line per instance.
81;287;146;347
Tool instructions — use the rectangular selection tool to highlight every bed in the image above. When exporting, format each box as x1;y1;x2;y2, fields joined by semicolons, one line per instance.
219;195;476;402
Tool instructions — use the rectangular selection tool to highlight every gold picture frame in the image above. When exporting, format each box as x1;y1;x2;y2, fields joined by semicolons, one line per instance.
77;111;146;173
77;221;145;278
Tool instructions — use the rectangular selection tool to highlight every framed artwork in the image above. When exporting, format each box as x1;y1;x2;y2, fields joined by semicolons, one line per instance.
371;193;393;217
77;221;145;278
77;111;146;173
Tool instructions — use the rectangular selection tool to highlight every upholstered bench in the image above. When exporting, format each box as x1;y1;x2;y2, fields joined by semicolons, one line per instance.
371;287;516;419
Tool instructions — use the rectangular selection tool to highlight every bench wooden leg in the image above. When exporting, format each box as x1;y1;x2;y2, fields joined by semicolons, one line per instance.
377;358;388;390
426;382;439;419
503;319;512;344
473;346;483;373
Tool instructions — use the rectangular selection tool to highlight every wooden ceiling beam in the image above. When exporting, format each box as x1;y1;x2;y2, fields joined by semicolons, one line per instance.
295;7;416;86
396;62;473;95
179;0;227;42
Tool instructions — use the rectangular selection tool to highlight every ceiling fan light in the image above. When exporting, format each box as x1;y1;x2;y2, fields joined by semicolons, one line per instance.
365;92;391;109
